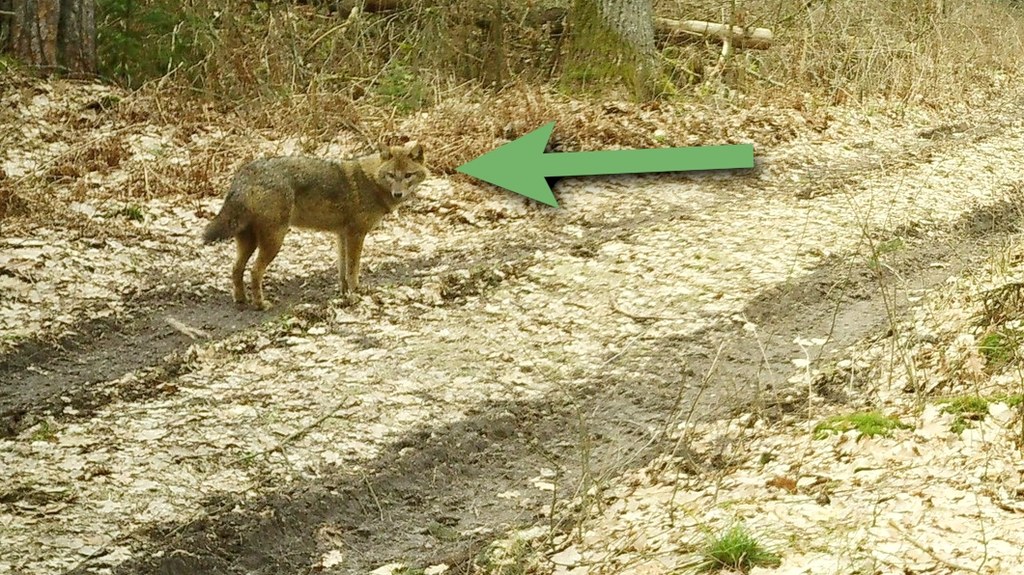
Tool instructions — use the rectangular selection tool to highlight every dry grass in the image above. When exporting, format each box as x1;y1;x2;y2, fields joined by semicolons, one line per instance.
406;84;826;177
112;0;1024;161
659;0;1024;105
4;0;1024;227
97;0;1024;111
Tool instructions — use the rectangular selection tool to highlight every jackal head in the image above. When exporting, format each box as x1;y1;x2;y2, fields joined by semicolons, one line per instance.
378;142;427;200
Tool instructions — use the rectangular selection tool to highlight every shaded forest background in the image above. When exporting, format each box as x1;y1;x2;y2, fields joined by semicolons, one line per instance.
3;0;1024;108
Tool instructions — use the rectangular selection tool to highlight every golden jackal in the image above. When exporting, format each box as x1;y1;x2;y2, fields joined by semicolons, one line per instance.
202;142;427;309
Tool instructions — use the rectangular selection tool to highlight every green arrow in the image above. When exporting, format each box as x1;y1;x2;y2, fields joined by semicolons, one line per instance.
456;121;755;207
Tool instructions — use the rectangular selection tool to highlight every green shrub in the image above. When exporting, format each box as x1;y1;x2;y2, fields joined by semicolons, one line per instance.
375;63;431;112
97;0;208;87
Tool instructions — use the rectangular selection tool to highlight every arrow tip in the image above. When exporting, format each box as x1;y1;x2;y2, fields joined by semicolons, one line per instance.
456;122;559;207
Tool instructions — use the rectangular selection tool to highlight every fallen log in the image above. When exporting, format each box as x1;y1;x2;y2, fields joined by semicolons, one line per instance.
656;17;773;50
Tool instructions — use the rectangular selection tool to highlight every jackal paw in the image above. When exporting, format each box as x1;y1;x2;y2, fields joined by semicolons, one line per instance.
341;284;367;295
335;292;360;308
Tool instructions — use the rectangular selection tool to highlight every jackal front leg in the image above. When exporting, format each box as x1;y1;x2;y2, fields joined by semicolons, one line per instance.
336;233;348;293
340;229;367;294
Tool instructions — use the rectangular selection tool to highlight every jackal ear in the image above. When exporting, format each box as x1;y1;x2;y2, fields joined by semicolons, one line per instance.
378;143;393;160
407;141;424;162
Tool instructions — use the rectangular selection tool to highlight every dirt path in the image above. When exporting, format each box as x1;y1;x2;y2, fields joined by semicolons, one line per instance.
4;99;1024;574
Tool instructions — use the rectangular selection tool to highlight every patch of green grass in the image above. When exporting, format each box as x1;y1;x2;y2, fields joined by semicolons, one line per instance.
978;330;1019;369
876;237;904;254
868;237;904;271
30;420;58;442
941;394;1024;433
698;525;780;573
0;55;21;71
813;411;910;439
0;332;25;344
426;521;460;542
111;204;146;222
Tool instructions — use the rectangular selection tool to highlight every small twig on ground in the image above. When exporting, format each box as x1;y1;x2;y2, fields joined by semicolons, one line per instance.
165;316;211;339
668;340;725;449
747;68;784;87
361;471;385;521
889;520;982;574
231;398;358;465
611;300;688;322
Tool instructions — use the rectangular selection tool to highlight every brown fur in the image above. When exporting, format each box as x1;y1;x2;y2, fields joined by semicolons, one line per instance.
203;142;427;309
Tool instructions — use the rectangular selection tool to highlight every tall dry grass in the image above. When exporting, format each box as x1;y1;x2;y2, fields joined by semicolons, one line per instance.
122;0;1024;132
102;0;1024;162
657;0;1024;104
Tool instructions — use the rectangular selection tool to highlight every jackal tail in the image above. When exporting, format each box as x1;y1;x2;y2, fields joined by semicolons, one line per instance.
202;200;247;244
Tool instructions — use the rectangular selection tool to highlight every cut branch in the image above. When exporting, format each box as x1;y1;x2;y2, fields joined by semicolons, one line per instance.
655;17;773;50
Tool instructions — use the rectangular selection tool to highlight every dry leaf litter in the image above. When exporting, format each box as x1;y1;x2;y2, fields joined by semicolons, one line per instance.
3;72;1024;574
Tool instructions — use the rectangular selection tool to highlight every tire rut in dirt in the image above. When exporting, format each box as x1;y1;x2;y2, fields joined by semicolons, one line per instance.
84;376;705;575
738;195;1023;399
0;273;341;438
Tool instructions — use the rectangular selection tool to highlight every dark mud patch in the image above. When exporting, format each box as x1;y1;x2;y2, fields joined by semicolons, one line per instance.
2;295;227;437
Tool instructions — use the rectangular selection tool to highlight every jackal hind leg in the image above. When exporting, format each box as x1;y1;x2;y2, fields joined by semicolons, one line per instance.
232;228;257;306
250;226;287;310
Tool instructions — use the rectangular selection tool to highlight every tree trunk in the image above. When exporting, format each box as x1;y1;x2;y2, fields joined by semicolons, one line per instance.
479;0;507;87
0;0;13;51
593;0;654;50
564;0;656;98
11;0;59;70
6;0;95;76
58;0;94;75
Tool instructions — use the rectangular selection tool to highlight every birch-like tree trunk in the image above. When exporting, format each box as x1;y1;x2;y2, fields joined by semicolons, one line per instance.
594;0;654;51
564;0;656;97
